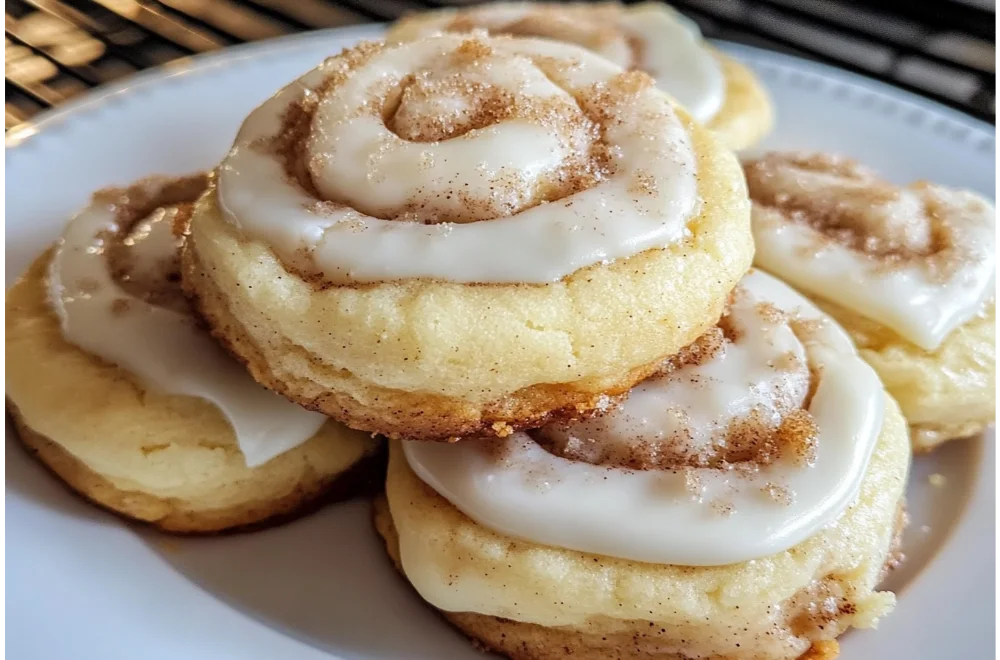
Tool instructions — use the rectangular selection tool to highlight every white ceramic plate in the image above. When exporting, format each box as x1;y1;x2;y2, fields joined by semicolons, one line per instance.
5;25;995;660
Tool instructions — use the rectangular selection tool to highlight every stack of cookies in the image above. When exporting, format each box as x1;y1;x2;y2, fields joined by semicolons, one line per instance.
6;5;994;659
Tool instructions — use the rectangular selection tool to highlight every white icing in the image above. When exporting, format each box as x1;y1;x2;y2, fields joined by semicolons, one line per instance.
218;33;699;284
751;164;997;351
120;207;181;282
48;183;326;467
542;290;810;465
618;3;725;122
388;2;726;123
403;270;886;566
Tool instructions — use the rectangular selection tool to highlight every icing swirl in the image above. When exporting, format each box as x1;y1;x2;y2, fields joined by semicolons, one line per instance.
402;270;886;566
217;33;699;284
746;153;996;351
48;176;326;467
388;2;726;123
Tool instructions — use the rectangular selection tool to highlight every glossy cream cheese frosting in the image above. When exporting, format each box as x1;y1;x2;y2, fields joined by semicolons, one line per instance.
387;2;726;123
618;2;725;122
746;153;996;351
217;33;699;284
404;272;885;566
48;179;326;467
403;270;886;566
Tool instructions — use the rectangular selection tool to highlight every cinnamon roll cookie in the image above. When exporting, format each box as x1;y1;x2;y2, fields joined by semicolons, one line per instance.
745;153;995;451
375;269;910;660
387;2;773;150
183;34;753;441
5;176;381;533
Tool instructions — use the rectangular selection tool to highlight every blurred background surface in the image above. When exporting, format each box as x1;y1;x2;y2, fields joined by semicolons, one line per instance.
4;0;995;131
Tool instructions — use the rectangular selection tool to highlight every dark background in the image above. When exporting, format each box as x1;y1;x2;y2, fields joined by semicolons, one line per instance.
5;0;995;132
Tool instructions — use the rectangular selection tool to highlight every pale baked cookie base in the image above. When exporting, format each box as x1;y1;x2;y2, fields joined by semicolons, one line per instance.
9;402;384;533
6;252;383;533
374;397;910;660
184;239;668;441
709;52;774;152
911;419;991;453
183;111;753;441
813;298;995;452
375;497;903;660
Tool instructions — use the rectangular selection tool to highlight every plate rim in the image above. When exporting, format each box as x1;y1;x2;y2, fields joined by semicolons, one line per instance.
5;25;994;153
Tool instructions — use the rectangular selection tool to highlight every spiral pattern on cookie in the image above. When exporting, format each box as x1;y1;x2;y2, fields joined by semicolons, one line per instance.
48;175;328;467
533;298;816;473
745;152;996;350
217;33;700;284
387;2;725;122
402;270;885;566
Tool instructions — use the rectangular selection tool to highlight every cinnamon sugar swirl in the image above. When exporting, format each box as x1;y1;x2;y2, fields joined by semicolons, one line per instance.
375;270;910;660
183;34;753;441
746;152;995;450
387;2;773;150
5;176;381;533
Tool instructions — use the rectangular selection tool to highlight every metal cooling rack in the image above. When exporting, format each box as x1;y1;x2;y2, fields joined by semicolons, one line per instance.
5;0;996;131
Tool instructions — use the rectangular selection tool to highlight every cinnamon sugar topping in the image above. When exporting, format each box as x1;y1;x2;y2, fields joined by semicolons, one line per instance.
747;154;916;258
220;31;699;284
746;152;995;350
756;301;788;325
102;176;206;314
656;327;725;376
271;37;616;225
536;284;818;474
745;152;979;276
443;4;637;69
762;482;793;505
49;173;330;468
400;270;887;565
775;409;819;466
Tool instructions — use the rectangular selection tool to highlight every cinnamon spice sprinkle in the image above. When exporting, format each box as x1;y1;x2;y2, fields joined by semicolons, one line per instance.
535;319;820;473
656;326;725;377
446;4;636;68
789;317;827;344
628;170;659;197
452;37;494;62
261;36;633;227
762;482;794;505
755;301;788;325
774;409;819;467
101;175;207;314
744;152;975;281
771;350;805;373
710;500;735;517
683;467;703;499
